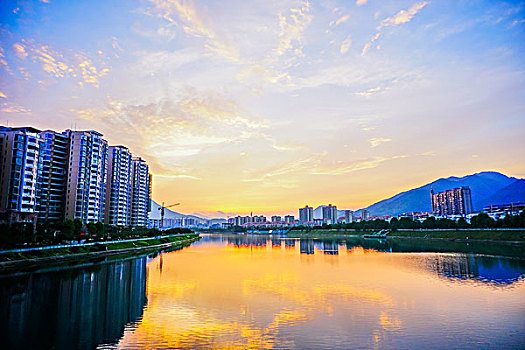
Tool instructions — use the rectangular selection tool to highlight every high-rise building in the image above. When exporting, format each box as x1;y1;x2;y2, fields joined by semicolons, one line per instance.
0;127;41;225
105;146;132;226
130;157;151;227
64;130;108;223
271;216;282;223
284;215;294;223
253;215;266;223
322;204;338;224
36;130;69;223
299;205;313;223
430;187;473;216
1;126;151;228
361;209;370;221
344;210;353;223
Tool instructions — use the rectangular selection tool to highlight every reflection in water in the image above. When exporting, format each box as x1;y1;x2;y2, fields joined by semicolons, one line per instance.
114;234;525;349
322;241;339;255
1;234;524;349
300;239;314;254
0;257;147;350
224;234;525;285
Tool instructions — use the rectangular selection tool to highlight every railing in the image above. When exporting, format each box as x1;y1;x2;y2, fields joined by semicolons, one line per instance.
0;233;195;254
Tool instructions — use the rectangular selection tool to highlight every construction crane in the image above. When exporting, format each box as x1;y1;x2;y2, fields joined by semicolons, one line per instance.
159;202;180;228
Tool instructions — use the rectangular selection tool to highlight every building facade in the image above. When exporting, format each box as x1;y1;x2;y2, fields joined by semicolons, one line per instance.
0;127;41;226
430;187;473;216
299;205;313;224
36;130;69;223
64;130;109;223
322;204;338;224
130;157;151;227
1;126;152;228
343;210;353;223
284;215;294;223
105;146;132;226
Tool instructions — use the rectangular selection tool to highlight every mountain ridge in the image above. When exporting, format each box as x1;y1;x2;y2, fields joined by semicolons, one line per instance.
359;171;522;216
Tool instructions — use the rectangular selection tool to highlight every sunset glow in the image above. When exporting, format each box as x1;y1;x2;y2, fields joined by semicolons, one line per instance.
1;0;524;216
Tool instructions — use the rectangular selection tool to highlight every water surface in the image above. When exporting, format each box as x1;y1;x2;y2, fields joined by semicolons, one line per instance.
1;234;524;349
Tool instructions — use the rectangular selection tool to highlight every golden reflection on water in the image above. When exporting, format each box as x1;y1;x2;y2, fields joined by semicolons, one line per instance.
115;236;525;349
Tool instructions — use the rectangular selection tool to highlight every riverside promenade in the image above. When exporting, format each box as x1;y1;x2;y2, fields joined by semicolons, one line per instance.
0;234;200;275
0;233;191;254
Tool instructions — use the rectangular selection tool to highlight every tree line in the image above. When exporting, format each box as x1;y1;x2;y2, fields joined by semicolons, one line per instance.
291;211;525;231
0;220;192;248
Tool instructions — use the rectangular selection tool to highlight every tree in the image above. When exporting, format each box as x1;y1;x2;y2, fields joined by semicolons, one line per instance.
87;222;97;236
74;219;83;235
389;217;398;231
422;217;437;229
398;217;420;229
457;217;469;229
470;213;494;228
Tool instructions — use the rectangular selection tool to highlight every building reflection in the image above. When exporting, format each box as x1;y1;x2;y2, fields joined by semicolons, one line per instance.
424;254;525;285
345;238;525;285
284;239;296;249
0;257;148;350
321;240;339;255
300;239;314;254
204;234;525;285
226;235;269;248
271;238;282;248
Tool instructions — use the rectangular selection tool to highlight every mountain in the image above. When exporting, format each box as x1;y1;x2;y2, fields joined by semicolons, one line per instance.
479;179;525;207
361;171;521;216
149;200;210;223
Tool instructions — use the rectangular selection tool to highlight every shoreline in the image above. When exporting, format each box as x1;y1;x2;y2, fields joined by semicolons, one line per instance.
0;235;200;275
285;232;525;245
284;229;525;245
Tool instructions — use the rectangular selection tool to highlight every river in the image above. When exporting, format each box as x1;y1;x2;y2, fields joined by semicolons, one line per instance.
1;233;524;349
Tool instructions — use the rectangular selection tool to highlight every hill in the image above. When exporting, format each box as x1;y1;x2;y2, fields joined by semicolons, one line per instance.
360;171;521;216
479;179;525;207
149;200;209;223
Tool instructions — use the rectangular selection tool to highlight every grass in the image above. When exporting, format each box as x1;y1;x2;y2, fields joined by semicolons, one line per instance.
288;229;525;242
0;234;199;262
390;230;525;241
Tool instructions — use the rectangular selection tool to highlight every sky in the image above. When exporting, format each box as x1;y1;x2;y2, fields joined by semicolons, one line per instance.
1;0;524;218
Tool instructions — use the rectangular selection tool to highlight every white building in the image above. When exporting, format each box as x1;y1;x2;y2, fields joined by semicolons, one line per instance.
299;205;313;223
105;146;132;226
64;130;108;223
130;157;151;227
0;127;41;216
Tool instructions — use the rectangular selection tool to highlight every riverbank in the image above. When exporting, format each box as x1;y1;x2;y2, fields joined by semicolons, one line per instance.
0;234;200;275
286;229;525;243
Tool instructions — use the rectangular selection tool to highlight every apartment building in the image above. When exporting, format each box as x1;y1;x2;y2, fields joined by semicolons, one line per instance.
64;130;108;223
431;187;473;216
0;127;41;224
322;204;338;224
299;205;313;223
130;157;151;227
36;130;69;223
105;146;132;226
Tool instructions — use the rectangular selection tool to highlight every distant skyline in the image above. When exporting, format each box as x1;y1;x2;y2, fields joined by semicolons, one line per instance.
1;0;524;217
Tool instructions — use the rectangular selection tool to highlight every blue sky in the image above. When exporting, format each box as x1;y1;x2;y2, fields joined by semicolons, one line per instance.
1;0;524;217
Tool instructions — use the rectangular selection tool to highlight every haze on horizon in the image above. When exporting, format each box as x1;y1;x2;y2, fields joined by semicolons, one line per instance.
1;0;524;218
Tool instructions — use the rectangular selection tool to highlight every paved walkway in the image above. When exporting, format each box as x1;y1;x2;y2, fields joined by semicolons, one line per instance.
0;234;191;254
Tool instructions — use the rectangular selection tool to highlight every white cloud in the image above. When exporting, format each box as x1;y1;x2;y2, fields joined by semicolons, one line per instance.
340;35;352;54
369;137;392;147
362;2;429;56
378;2;429;30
